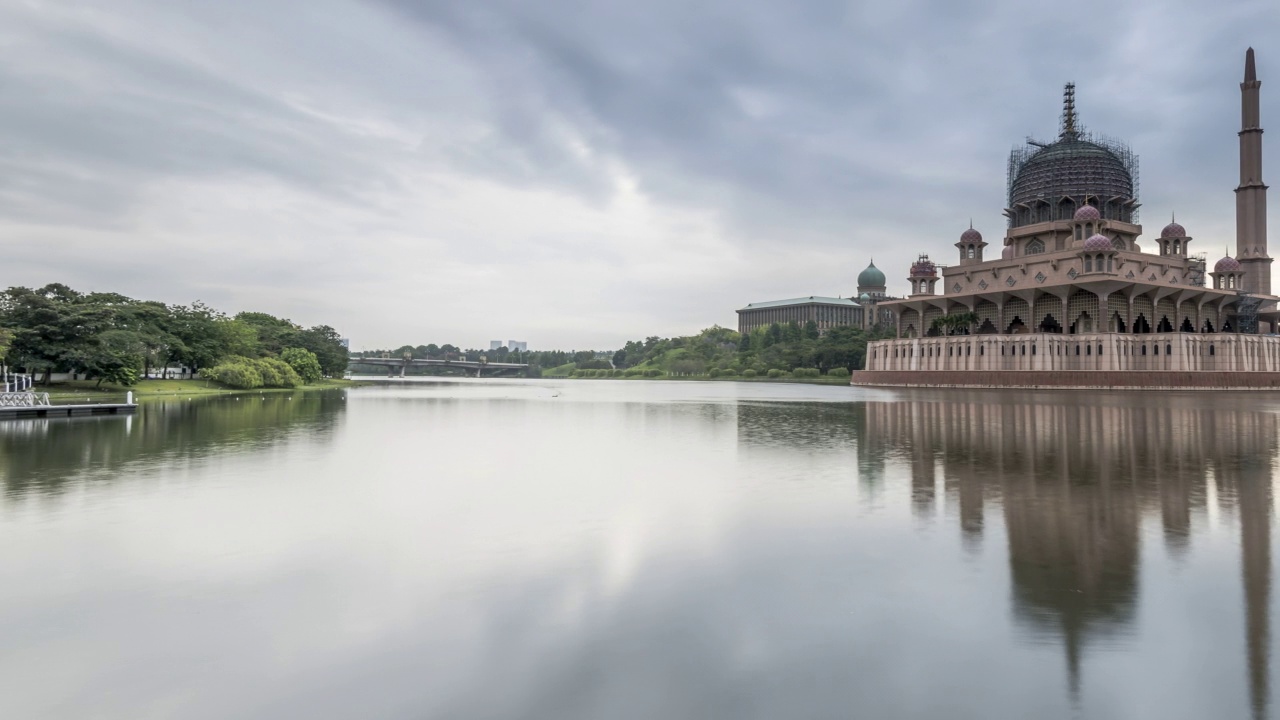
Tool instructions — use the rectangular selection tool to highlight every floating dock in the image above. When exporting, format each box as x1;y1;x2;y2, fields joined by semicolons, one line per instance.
0;402;138;420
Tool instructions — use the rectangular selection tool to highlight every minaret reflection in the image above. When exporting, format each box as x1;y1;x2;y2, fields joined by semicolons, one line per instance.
1216;416;1275;720
866;393;1275;713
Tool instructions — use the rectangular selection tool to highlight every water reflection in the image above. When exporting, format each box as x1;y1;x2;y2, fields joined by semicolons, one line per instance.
0;392;346;498
860;393;1275;718
3;381;1278;719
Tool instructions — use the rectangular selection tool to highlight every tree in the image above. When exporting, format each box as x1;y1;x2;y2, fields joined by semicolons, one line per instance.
803;320;820;340
783;321;803;343
168;302;231;373
295;325;348;377
281;347;323;384
930;311;980;337
235;312;301;354
764;323;782;348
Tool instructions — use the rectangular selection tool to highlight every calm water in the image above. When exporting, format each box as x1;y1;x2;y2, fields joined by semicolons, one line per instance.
2;379;1278;719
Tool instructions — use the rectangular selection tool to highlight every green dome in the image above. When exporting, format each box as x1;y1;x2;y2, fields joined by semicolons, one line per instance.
857;261;886;289
859;292;872;302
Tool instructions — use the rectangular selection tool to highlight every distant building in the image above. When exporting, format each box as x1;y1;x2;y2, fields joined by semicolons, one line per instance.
490;340;504;350
735;260;899;335
737;296;863;335
340;338;350;349
507;340;528;352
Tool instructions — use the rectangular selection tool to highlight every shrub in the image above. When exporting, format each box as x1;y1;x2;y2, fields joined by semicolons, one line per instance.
202;356;263;389
202;356;302;389
827;367;851;378
741;369;757;378
709;368;723;378
644;369;662;377
281;347;323;384
721;368;738;376
793;367;821;378
766;368;784;378
258;358;301;388
624;368;643;377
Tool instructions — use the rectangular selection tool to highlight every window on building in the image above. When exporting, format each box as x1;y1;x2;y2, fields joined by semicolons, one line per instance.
1027;239;1045;254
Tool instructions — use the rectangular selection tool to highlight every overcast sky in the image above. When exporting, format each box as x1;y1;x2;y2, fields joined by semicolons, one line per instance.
1;0;1277;350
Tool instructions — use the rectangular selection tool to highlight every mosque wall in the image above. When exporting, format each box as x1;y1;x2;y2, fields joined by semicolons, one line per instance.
865;332;1280;374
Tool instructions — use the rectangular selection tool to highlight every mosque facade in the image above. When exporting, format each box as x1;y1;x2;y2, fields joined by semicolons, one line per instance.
855;48;1280;387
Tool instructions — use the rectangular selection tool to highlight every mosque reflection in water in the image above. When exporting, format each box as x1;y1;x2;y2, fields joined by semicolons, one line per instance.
740;393;1275;719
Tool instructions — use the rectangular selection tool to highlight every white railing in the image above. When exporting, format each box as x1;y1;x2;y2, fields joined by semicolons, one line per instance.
2;373;33;393
0;392;51;408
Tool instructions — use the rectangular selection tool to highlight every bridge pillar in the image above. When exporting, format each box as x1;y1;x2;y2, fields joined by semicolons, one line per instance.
400;363;407;378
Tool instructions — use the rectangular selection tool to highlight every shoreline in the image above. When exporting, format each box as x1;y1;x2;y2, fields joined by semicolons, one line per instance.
41;378;368;402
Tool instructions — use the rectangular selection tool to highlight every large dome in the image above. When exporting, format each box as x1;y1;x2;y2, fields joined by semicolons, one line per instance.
857;261;886;289
1006;85;1138;228
1009;139;1135;219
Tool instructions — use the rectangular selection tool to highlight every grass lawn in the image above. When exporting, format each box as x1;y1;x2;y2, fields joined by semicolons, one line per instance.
42;377;364;401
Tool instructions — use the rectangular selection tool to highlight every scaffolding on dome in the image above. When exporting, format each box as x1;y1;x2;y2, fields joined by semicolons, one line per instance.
1005;84;1140;228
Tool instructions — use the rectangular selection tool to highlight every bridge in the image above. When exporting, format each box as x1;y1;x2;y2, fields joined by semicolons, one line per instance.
348;357;529;378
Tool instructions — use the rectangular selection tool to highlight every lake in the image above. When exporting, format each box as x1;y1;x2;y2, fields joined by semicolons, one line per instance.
2;378;1276;719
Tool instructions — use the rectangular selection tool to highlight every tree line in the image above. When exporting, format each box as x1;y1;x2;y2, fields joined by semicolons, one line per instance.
0;283;348;387
359;320;890;379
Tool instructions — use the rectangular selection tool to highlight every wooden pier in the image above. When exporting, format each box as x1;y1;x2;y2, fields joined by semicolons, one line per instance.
0;390;138;421
0;402;138;420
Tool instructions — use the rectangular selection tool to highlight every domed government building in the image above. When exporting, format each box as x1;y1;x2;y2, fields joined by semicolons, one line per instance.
848;48;1280;388
735;259;897;335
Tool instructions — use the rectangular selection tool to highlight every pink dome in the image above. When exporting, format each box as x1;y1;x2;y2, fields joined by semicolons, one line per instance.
1083;234;1113;251
1002;246;1013;259
1073;205;1101;222
1161;222;1187;238
1215;256;1242;273
960;227;982;243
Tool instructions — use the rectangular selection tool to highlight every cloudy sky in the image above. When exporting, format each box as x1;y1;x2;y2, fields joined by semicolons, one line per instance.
1;0;1277;350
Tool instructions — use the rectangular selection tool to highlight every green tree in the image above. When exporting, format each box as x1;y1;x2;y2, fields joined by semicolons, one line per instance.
296;325;348;377
235;312;301;354
803;320;820;340
281;347;323;384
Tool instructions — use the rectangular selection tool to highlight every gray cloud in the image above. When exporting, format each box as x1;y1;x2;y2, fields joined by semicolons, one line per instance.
0;0;1276;348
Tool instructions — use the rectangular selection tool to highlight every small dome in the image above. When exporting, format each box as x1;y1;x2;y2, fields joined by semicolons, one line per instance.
1083;234;1113;251
1073;205;1101;221
1215;256;1242;273
1002;246;1013;259
859;292;872;302
960;227;982;243
910;258;937;276
857;261;886;289
1161;221;1187;238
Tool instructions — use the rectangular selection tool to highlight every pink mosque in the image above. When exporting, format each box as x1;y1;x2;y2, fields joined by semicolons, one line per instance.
855;49;1280;388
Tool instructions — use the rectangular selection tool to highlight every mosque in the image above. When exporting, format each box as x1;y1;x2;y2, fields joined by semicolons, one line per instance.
851;48;1280;388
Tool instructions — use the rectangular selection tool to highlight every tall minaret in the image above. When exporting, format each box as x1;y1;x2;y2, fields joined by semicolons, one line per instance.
1237;48;1272;296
